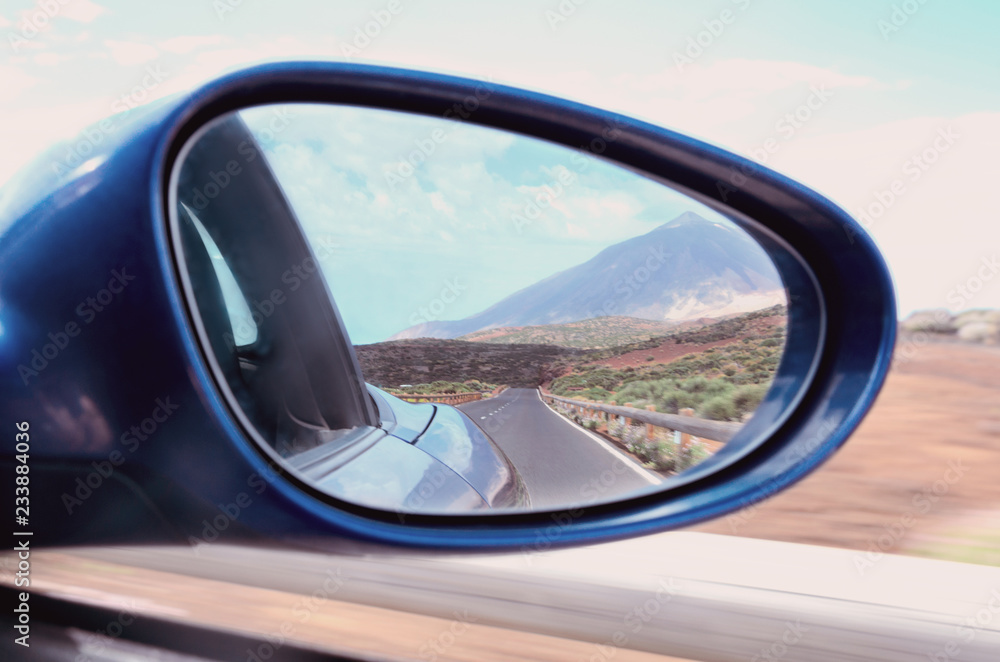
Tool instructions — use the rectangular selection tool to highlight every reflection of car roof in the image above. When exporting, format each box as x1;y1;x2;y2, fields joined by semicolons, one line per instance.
368;384;528;510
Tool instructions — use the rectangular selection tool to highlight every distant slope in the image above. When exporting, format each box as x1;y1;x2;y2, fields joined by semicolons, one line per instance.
457;315;700;349
354;339;584;389
358;306;787;389
391;212;783;340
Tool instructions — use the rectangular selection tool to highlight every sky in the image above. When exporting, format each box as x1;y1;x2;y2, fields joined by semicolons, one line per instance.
1;0;998;319
235;104;742;343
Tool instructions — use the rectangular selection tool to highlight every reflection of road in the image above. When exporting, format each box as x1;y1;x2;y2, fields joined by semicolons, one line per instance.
457;387;661;508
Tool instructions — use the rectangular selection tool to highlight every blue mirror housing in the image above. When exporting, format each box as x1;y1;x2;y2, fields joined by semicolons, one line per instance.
0;62;895;550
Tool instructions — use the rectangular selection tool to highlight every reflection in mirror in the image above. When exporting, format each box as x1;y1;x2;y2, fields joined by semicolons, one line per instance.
173;103;787;515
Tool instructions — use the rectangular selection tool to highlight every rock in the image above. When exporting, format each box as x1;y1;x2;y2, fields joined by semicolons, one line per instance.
955;309;1000;326
957;321;998;343
901;309;954;333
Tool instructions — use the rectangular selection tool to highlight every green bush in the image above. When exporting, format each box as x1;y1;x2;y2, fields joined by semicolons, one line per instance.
550;367;624;395
730;372;754;385
732;384;769;417
580;387;612;401
681;375;711;393
678;441;712;471
699;394;736;421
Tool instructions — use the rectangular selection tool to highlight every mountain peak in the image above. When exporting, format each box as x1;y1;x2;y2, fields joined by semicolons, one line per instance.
390;213;783;340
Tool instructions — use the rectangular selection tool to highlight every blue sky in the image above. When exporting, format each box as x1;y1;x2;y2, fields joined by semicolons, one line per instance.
237;104;743;343
1;0;998;319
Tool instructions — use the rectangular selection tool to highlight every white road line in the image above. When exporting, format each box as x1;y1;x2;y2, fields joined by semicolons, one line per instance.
534;390;662;486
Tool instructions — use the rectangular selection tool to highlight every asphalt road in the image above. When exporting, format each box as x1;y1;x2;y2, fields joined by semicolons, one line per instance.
457;387;661;509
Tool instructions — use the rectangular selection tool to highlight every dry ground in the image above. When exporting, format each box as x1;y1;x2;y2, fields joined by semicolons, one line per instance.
695;337;1000;565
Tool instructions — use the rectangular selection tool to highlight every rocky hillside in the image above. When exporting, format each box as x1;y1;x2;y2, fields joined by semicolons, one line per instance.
356;305;786;391
354;339;585;389
456;316;701;349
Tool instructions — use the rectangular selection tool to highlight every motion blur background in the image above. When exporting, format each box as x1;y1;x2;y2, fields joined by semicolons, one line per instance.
3;1;1000;659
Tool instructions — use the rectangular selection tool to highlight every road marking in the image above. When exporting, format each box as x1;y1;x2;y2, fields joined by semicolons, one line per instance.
534;390;662;486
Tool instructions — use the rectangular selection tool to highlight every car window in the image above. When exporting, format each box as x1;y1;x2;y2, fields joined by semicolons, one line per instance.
182;203;258;347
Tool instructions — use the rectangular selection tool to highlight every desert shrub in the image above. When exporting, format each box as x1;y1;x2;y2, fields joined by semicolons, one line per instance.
651;439;677;471
657;388;697;413
680;375;711;394
759;355;780;368
662;364;691;378
617;380;654;401
580;387;612;401
622;424;646;450
730;372;754;385
550;367;624;394
700;378;733;399
732;384;770;417
678;441;712;471
699;394;736;421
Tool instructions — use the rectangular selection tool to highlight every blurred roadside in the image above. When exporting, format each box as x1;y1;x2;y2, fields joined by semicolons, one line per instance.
695;317;1000;566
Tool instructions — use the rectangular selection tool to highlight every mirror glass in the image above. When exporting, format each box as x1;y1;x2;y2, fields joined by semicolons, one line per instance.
172;103;788;514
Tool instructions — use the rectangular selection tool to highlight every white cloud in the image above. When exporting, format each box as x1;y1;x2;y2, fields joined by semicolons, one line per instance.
604;59;883;141
158;35;230;55
428;190;455;218
627;59;879;100
33;51;73;66
144;37;332;101
103;39;159;66
449;58;886;149
0;64;38;99
768;112;1000;315
0;14;10;28
61;0;108;24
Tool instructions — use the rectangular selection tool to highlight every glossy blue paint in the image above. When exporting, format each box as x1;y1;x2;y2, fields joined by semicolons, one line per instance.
413;403;530;510
0;62;895;550
302;433;490;513
368;385;435;443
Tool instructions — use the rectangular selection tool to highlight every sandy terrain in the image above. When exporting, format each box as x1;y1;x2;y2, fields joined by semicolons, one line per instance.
694;338;1000;565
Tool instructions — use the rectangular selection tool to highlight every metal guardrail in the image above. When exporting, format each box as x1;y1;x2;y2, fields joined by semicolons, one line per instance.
542;392;742;443
396;392;483;405
395;385;508;406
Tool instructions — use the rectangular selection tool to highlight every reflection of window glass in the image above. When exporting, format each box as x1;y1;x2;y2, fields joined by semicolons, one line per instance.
182;203;257;346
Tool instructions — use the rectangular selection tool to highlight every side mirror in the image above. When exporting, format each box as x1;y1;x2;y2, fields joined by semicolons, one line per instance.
0;63;895;549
